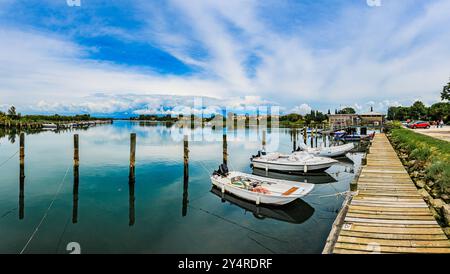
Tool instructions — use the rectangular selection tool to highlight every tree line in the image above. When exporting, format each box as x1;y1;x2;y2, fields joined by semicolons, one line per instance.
387;101;449;122
0;106;105;122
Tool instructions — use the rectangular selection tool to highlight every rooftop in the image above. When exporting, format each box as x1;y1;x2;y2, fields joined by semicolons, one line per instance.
360;111;384;116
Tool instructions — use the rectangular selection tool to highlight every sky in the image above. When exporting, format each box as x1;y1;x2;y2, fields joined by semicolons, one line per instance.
0;0;449;117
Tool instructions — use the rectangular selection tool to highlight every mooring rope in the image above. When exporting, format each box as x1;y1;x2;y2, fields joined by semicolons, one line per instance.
19;165;71;254
54;213;72;254
247;234;276;254
0;150;19;169
189;204;288;244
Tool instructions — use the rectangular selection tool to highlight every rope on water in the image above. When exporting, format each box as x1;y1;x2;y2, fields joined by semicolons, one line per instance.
0;150;19;169
54;213;72;254
19;166;71;254
317;191;350;199
247;234;276;254
189;204;288;244
197;159;213;176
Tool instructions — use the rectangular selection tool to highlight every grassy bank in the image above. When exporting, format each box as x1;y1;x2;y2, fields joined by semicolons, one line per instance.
389;126;449;194
387;123;450;228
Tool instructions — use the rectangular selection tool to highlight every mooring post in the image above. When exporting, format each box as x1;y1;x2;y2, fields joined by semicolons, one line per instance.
292;130;297;152
350;180;358;192
19;133;25;167
303;127;307;144
182;135;189;217
129;133;136;178
361;154;367;166
222;133;228;165
74;134;79;167
262;130;266;151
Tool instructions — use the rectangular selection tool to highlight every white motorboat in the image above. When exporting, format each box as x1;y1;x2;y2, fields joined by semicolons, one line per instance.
42;123;57;130
295;142;354;157
210;165;314;205
251;151;338;173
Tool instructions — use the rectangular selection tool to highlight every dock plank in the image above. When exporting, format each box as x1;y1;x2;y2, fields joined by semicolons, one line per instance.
327;133;450;254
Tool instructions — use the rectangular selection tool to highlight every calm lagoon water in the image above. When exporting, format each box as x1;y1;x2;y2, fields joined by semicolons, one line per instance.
0;121;362;254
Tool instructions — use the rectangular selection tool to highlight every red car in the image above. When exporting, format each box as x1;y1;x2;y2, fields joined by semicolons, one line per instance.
408;121;430;129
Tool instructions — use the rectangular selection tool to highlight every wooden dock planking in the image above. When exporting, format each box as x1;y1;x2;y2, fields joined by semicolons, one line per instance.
328;133;450;254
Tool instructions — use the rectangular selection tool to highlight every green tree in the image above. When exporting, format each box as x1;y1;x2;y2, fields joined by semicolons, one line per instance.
387;106;397;120
410;101;427;120
338;107;356;114
429;102;450;122
442;78;450;101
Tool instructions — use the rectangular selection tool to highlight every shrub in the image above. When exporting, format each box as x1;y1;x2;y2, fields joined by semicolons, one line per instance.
390;128;450;194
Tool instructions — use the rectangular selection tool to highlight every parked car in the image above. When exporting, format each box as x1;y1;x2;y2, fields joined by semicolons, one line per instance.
408;121;431;129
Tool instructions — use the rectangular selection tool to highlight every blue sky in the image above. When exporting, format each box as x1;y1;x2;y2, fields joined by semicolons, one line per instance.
0;0;449;117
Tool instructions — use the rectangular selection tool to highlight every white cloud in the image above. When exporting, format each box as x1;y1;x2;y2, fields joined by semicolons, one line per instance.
1;0;450;114
290;104;312;115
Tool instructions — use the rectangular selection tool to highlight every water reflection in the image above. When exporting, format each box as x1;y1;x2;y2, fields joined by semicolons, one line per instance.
211;187;314;224
182;136;189;217
72;166;79;224
19;165;25;220
129;174;135;226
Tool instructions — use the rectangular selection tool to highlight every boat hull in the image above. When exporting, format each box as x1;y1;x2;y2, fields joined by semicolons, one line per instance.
210;172;314;206
251;159;334;172
300;144;355;158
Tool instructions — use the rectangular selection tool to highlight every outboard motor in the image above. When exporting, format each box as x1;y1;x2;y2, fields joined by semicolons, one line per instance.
250;150;262;160
213;163;229;177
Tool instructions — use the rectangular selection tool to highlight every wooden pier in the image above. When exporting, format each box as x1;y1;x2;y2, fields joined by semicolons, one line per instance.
324;133;450;254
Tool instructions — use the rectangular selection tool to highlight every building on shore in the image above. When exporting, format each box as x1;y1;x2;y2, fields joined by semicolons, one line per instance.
328;109;385;127
359;111;385;126
328;114;359;127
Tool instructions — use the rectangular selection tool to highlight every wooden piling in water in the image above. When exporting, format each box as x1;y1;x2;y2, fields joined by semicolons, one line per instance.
74;134;79;167
292;130;297;152
129;133;136;177
361;153;367;166
182;135;189;217
222;134;228;165
303;127;307;144
262;130;266;150
19;133;25;167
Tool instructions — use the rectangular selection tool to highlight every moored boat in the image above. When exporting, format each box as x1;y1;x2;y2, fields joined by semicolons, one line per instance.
295;142;355;157
42;123;57;130
334;131;375;141
251;151;338;173
210;164;314;205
